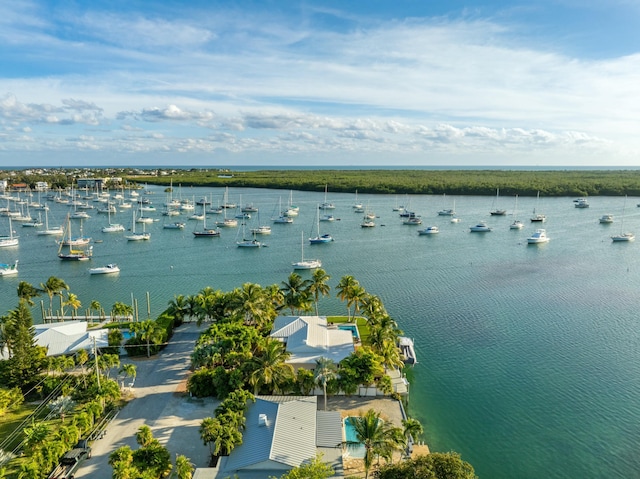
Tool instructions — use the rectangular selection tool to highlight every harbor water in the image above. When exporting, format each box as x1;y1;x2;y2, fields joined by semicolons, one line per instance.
1;186;639;478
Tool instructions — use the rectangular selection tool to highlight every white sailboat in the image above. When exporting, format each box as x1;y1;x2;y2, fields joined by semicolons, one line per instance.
102;206;125;233
36;209;63;236
292;231;321;270
236;220;261;248
530;191;546;222
611;196;634;242
250;211;272;235
309;205;334;244
125;210;150;241
510;195;524;230
319;184;335;210
0;217;19;247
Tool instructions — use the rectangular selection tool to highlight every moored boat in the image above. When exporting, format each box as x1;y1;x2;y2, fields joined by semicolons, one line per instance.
89;263;120;275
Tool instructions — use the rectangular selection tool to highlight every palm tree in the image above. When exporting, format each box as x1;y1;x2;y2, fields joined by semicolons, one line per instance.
336;275;359;320
39;276;69;317
349;409;400;479
89;300;102;321
63;292;81;319
347;284;367;322
308;269;331;316
199;417;223;457
17;281;40;306
314;357;337;410
401;417;424;448
234;283;272;329
167;294;189;325
111;302;133;322
248;337;294;395
23;421;50;454
0;313;16;358
119;363;137;389
131;320;164;358
280;273;312;315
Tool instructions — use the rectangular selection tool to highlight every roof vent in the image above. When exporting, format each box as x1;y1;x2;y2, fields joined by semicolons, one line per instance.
258;413;268;427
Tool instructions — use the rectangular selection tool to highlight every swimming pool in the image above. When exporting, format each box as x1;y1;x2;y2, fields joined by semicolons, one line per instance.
343;417;365;458
337;324;360;340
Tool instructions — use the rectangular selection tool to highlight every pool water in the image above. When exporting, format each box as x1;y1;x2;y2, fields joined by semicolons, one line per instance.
338;324;360;339
344;417;365;458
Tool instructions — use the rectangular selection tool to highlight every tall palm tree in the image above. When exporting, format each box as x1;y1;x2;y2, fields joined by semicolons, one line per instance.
347;284;367;322
17;281;40;307
401;417;424;447
39;276;69;317
167;294;189;324
199;417;223;456
248;338;294;395
89;300;102;321
349;409;400;479
280;273;312;315
111;302;134;322
119;363;137;388
314;357;337;410
336;275;359;320
308;269;331;316
234;282;272;329
63;293;81;318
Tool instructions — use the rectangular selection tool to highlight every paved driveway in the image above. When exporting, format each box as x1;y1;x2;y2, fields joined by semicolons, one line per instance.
75;322;217;479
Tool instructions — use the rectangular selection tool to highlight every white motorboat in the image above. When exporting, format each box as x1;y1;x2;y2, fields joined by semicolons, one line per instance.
527;229;550;244
89;263;120;275
402;216;422;225
398;336;418;365
574;198;590;208
611;232;635;242
163;222;185;230
250;225;272;235
510;220;525;230
470;222;492;232
360;218;375;228
0;259;18;276
599;214;614;224
418;225;439;235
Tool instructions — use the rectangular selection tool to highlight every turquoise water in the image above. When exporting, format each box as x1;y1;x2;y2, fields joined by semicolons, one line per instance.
344;417;366;458
338;324;360;339
2;186;640;478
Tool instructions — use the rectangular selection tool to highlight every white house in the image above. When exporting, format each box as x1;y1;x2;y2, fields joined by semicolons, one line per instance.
269;316;355;370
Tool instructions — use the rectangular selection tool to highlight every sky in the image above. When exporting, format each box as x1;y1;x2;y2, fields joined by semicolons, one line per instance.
2;0;640;168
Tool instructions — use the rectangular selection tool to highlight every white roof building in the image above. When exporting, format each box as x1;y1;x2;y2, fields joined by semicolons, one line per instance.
33;321;108;356
270;316;355;369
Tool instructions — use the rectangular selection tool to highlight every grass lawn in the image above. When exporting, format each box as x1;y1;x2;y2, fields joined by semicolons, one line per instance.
0;403;42;452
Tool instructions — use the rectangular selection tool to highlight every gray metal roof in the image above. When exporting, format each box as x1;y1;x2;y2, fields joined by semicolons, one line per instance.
223;396;318;472
316;410;343;448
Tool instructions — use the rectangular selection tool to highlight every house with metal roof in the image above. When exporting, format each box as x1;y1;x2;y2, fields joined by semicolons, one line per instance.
34;321;108;356
213;395;344;479
270;316;355;370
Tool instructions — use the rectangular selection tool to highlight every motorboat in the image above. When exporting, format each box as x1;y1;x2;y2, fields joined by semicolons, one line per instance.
360;218;375;228
510;220;525;230
599;214;614;224
163;222;185;229
319;214;335;222
398;336;418;365
0;260;18;276
470;222;492;232
89;263;120;275
418;225;439;235
527;229;550;244
611;232;635;242
574;198;590;208
250;225;272;235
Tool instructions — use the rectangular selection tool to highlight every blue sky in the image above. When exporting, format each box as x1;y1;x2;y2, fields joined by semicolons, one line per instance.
2;0;640;167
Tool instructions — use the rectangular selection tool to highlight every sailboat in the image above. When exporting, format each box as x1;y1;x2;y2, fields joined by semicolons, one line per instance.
282;191;299;217
530;191;546;222
309;205;334;244
352;190;363;210
36;209;64;236
0;217;19;247
193;204;220;237
510;195;524;230
59;218;91;245
272;197;294;224
215;203;238;228
319;184;335;210
236;220;261;247
292;231;321;270
490;188;506;216
250;210;271;235
102;206;125;232
611;196;634;242
438;195;456;216
58;214;93;260
125;210;151;241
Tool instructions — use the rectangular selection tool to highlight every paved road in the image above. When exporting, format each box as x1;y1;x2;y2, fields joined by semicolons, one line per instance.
75;322;217;479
